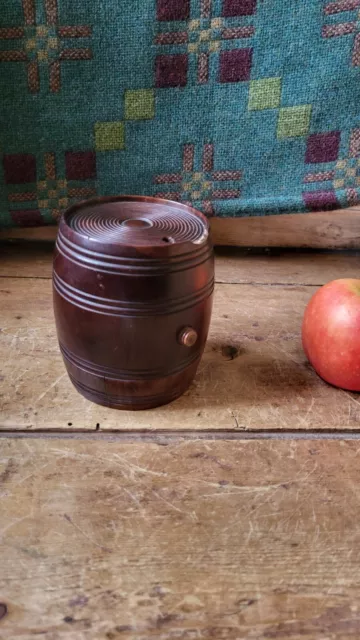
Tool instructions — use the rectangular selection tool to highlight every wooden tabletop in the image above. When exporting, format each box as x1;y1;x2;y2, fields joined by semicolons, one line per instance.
2;243;360;432
1;241;360;639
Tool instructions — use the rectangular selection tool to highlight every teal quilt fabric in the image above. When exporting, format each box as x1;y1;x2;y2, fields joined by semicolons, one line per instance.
0;0;359;227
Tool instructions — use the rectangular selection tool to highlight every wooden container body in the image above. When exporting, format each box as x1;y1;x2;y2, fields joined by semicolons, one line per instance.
53;197;214;410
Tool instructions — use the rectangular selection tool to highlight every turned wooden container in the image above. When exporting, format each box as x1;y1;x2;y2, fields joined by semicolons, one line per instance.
53;196;214;410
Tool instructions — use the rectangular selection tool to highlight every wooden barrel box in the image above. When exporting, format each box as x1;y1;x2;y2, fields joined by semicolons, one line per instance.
53;196;214;410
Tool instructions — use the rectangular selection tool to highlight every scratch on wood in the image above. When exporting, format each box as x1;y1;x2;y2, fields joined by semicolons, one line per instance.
34;373;66;404
229;409;240;430
0;513;33;540
152;489;194;519
63;514;112;553
112;453;167;478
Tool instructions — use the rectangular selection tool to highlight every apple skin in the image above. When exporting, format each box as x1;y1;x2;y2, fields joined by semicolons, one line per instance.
302;278;360;391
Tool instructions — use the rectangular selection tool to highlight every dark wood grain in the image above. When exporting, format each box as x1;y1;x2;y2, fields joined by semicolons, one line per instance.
53;197;214;410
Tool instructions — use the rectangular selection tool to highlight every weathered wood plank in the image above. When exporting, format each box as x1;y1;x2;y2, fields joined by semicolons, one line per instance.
1;206;360;248
0;438;360;639
1;277;359;431
215;248;360;285
0;226;57;242
2;241;360;286
210;207;360;249
0;242;54;279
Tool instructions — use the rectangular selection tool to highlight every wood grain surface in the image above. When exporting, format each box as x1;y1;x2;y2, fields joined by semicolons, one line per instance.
2;241;360;285
1;246;360;640
0;242;55;279
0;437;360;640
1;206;360;248
2;270;360;430
210;208;360;249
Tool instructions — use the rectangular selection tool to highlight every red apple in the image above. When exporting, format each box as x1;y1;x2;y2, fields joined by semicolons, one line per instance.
302;279;360;391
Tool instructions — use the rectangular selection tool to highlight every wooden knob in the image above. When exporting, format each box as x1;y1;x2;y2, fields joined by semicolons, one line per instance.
179;327;198;347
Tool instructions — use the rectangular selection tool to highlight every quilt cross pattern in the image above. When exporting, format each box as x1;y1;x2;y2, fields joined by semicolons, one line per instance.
1;0;359;227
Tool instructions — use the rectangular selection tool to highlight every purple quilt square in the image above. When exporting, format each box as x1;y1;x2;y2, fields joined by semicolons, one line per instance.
156;54;188;87
222;0;257;16
10;209;43;226
157;0;190;20
3;154;36;184
219;48;252;83
65;151;96;181
305;132;340;164
303;190;339;211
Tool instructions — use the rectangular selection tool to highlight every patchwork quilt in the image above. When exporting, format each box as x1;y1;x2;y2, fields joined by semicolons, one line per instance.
0;0;359;227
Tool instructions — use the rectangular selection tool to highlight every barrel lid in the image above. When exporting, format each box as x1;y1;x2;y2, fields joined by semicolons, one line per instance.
64;196;209;248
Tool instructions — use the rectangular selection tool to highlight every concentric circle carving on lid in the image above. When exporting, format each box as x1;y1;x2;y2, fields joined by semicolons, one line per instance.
67;199;208;247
